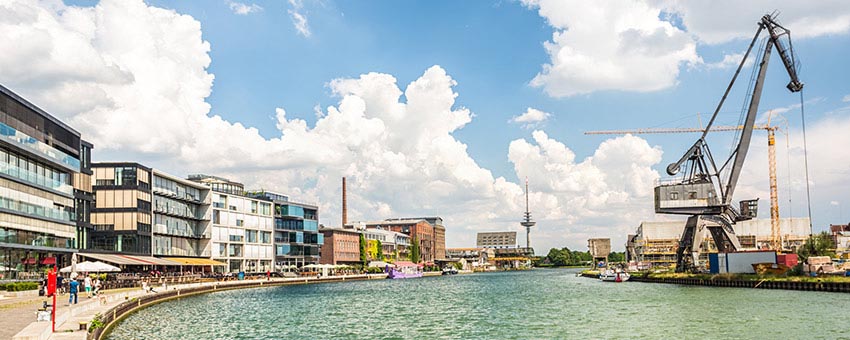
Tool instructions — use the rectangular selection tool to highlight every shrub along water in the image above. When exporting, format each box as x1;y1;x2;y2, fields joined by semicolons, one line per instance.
0;282;40;291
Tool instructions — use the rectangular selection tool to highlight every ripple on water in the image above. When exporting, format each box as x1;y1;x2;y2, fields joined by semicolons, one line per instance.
105;270;850;340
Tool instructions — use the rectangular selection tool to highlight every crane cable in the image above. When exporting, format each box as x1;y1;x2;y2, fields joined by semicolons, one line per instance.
799;88;814;236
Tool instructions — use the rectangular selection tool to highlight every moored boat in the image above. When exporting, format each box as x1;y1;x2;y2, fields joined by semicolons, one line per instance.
598;269;630;282
386;261;423;279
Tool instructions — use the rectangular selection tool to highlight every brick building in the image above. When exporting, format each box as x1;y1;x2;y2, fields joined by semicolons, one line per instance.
319;227;361;265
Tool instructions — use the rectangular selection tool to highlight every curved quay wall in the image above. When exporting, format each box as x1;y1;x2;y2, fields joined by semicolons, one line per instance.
629;276;850;293
91;275;384;340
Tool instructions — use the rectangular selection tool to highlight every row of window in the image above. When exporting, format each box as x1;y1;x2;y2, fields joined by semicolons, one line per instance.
153;235;205;257
153;175;202;202
275;244;320;257
154;195;202;219
0;146;73;194
0;121;80;171
89;233;151;254
0;194;75;222
213;194;272;216
0;226;73;248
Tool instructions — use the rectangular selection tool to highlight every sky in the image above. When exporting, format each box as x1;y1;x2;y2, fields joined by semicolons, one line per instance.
1;0;850;253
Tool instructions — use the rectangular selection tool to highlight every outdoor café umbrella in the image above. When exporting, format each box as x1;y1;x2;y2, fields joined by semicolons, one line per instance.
60;261;120;273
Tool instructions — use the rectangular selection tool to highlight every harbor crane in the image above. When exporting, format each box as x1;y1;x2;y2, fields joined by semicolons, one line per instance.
585;116;784;251
622;14;801;272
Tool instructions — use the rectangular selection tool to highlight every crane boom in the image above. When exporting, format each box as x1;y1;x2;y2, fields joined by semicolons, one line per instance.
723;14;803;206
647;14;803;272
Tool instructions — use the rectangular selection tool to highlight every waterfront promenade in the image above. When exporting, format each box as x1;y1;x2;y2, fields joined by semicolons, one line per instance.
11;274;385;340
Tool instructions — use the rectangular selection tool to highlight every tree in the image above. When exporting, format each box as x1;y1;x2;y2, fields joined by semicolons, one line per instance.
410;235;421;263
376;239;385;261
546;248;570;266
359;233;368;267
798;231;836;262
607;252;625;263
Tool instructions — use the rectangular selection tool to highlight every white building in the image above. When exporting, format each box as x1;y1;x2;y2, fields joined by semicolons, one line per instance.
189;175;274;273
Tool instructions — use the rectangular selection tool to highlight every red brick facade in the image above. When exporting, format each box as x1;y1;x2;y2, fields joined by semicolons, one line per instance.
319;228;361;265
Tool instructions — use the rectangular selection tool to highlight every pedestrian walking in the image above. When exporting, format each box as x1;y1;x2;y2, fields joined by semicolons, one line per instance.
84;275;93;298
57;273;65;295
68;279;79;305
94;278;102;296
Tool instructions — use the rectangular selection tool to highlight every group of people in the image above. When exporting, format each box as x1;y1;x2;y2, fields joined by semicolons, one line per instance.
65;274;103;305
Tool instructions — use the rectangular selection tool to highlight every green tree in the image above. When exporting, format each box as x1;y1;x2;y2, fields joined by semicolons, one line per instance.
359;233;368;267
797;231;836;262
607;252;625;263
410;235;421;263
376;239;385;261
546;248;570;266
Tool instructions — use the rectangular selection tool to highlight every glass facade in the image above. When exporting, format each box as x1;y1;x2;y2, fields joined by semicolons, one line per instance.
0;121;80;171
245;191;321;269
0;85;88;280
0;147;73;194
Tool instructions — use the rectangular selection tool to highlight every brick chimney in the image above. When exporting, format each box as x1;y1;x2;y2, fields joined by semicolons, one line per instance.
342;177;348;226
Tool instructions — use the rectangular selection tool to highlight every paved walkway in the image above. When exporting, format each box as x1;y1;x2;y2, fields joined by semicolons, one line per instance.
0;293;46;340
14;275;381;340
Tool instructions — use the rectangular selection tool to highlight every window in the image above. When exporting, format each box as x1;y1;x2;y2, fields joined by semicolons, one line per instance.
687;191;697;200
670;192;679;200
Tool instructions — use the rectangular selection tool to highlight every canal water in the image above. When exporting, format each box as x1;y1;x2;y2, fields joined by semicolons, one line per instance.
106;269;849;339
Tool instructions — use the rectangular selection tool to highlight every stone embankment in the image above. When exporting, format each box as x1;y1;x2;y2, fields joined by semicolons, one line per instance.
629;275;850;293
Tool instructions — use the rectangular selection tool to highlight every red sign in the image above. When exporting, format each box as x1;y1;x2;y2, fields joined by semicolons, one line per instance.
47;269;57;297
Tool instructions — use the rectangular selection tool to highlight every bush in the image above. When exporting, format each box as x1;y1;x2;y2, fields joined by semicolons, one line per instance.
88;313;104;333
365;267;384;274
0;282;39;291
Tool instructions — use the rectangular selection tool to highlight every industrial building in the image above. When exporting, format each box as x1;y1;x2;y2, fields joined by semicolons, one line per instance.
319;226;362;266
831;224;850;258
626;218;811;267
476;231;518;249
588;238;611;263
349;217;447;262
0;84;93;279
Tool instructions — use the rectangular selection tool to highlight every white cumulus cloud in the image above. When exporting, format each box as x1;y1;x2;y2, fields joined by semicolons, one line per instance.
523;0;850;97
0;0;692;252
228;1;262;15
510;107;551;128
843;94;850;102
522;0;701;97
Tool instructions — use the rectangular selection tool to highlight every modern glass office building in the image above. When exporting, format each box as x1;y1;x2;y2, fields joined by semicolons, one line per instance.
90;164;213;259
90;163;154;255
248;191;321;269
0;84;92;279
190;175;273;273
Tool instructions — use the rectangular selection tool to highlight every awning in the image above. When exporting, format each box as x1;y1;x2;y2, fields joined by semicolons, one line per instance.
164;257;227;266
78;253;181;266
41;257;56;265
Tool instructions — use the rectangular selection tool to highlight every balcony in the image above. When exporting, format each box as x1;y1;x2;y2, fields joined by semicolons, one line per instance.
0;162;73;195
0;122;80;171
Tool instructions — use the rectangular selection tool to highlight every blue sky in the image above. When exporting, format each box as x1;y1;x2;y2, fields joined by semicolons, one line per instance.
5;0;850;251
137;0;850;182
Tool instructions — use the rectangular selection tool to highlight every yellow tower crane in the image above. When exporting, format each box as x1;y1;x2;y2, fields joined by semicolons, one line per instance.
585;117;784;251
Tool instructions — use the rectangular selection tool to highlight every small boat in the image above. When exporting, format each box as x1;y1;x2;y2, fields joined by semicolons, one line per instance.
442;267;458;275
598;269;630;282
386;261;423;279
